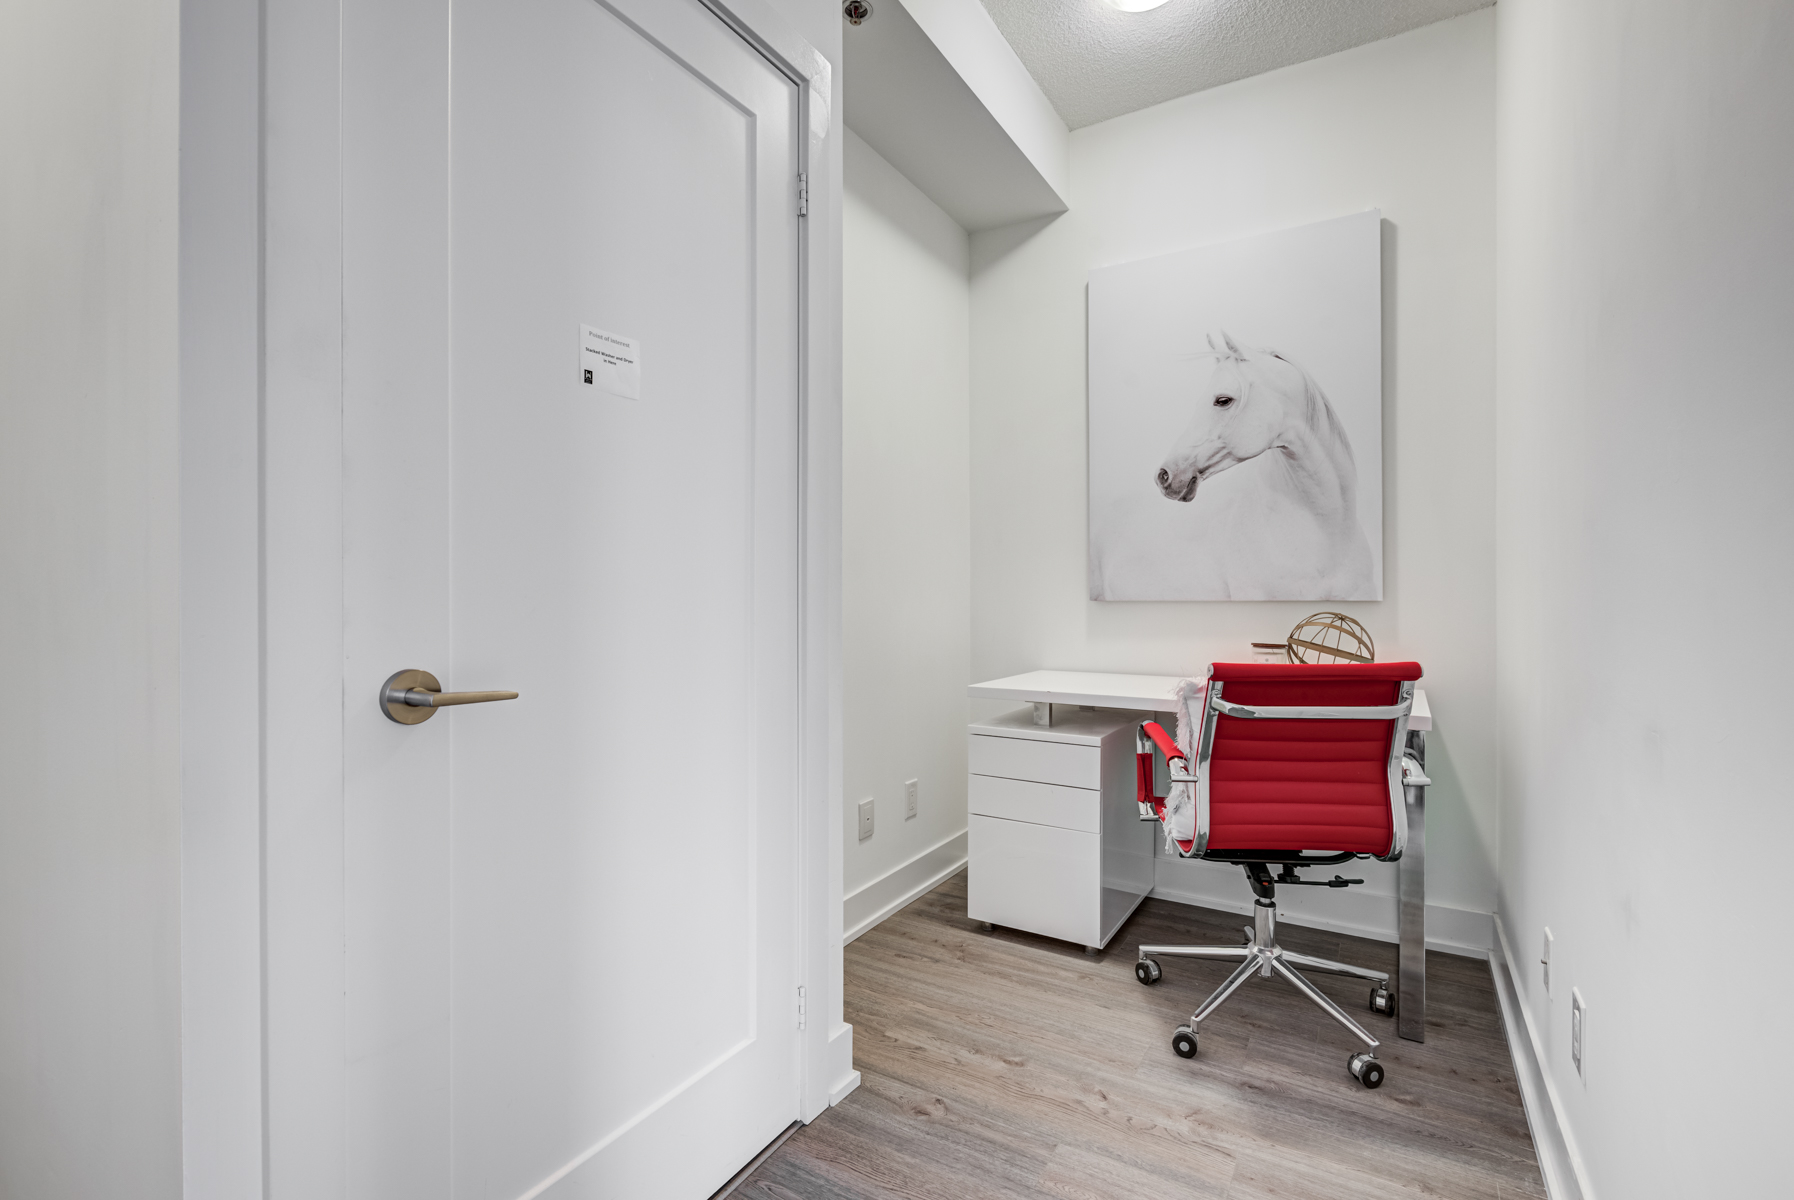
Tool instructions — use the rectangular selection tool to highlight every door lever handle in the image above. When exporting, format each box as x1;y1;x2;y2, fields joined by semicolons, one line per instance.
380;669;518;725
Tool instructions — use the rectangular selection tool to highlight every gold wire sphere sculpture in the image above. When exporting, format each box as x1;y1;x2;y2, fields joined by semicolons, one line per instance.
1285;612;1375;665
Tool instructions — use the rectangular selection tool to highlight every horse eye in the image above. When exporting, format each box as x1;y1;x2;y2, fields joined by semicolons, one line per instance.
1213;394;1235;408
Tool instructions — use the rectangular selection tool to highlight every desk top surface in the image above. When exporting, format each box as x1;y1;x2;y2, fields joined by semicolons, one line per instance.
968;669;1431;731
967;671;1186;712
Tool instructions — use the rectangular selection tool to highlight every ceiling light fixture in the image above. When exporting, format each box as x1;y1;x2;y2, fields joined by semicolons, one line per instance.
1101;0;1172;11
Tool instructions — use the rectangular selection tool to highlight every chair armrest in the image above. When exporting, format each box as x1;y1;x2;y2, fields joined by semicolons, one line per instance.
1138;719;1179;759
1400;755;1431;788
1138;721;1196;783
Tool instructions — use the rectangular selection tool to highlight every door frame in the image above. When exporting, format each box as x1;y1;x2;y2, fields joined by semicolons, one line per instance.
177;1;849;1195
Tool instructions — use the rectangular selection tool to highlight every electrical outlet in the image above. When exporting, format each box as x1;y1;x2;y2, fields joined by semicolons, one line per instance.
1571;988;1586;1079
857;797;874;841
1540;928;1554;996
904;778;918;820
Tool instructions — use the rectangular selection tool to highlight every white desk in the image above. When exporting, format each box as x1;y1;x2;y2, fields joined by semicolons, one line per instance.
968;668;1434;1043
969;669;1430;731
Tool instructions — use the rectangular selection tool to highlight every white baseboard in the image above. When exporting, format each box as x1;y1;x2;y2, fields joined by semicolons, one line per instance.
1491;916;1594;1200
1424;903;1495;955
1149;878;1493;958
827;1069;861;1108
843;830;967;945
820;1022;858;1113
800;1024;857;1123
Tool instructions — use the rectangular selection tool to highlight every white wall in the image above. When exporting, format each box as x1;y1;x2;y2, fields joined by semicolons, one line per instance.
1494;1;1794;1194
842;129;973;939
969;12;1497;948
0;2;184;1197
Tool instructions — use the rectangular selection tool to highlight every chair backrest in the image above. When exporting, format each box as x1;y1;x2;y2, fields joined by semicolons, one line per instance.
1201;662;1422;858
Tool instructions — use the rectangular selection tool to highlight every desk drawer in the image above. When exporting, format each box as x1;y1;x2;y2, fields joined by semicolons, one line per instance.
967;815;1100;946
968;774;1099;834
967;733;1100;789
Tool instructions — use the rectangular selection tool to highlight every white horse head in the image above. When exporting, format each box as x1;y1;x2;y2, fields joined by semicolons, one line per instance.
1156;331;1358;513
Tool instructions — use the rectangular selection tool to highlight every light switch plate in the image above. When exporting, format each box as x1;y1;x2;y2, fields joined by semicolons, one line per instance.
904;779;918;820
857;797;874;841
1541;928;1554;996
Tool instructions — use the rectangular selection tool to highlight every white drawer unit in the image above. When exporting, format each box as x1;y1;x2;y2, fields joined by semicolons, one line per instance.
966;706;1157;952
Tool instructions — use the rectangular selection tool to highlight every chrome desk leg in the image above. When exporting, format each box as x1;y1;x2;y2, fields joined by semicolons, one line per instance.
1399;728;1427;1043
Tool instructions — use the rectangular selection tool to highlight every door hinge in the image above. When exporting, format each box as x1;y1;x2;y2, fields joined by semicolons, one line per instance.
796;985;806;1029
796;173;809;217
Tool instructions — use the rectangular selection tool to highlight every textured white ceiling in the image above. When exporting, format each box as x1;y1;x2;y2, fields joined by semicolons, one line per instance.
976;0;1493;129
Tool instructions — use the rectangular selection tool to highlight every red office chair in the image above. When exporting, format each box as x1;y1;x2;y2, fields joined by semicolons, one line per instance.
1133;661;1428;1089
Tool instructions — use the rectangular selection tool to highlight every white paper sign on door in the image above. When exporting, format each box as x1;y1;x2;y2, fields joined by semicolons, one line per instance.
580;324;642;400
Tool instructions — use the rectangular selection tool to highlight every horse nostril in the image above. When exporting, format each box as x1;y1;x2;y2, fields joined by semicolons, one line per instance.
1156;468;1170;489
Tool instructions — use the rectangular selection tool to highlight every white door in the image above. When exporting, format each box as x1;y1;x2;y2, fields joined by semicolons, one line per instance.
340;1;801;1196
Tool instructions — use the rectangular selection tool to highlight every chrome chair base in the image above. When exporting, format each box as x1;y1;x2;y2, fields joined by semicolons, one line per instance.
1137;899;1395;1088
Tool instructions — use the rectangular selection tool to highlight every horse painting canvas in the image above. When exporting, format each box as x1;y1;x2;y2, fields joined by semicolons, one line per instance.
1088;212;1383;601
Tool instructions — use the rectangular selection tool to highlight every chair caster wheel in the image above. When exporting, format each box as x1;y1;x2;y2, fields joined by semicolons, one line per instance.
1348;1052;1385;1089
1369;985;1395;1016
1135;959;1163;986
1171;1027;1199;1058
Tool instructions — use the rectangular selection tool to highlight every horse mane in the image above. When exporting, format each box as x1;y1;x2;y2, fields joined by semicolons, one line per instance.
1265;348;1355;464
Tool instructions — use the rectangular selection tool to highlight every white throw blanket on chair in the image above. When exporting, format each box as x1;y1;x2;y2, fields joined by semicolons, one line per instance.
1163;672;1210;849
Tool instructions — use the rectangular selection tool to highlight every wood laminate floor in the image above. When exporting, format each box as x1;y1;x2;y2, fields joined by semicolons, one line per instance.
737;872;1545;1199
